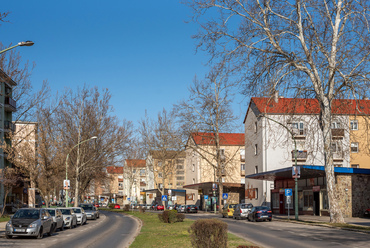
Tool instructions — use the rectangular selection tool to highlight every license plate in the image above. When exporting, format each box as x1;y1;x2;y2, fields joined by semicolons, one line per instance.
262;216;268;218
14;228;26;232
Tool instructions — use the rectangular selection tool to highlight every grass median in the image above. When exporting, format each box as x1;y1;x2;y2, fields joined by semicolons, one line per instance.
105;209;258;248
0;216;10;222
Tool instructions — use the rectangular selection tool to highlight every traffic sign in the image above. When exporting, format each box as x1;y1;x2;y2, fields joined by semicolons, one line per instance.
162;195;168;201
285;189;292;196
222;193;228;200
204;195;209;200
127;198;130;201
286;195;292;204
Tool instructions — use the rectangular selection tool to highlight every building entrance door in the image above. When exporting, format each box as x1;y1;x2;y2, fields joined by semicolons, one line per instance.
313;192;320;216
279;194;284;214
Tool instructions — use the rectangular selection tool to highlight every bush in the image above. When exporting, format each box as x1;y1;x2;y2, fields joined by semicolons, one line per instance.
176;213;185;222
189;219;228;248
108;204;115;209
123;204;130;211
139;206;145;213
158;210;180;223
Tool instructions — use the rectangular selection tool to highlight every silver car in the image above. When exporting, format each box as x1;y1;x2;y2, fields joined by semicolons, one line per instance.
45;208;65;231
59;208;77;229
177;205;186;213
233;203;253;220
5;208;54;239
79;204;99;220
72;207;87;225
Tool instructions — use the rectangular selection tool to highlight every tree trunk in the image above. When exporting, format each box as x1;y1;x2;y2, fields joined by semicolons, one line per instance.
321;103;345;223
74;167;80;207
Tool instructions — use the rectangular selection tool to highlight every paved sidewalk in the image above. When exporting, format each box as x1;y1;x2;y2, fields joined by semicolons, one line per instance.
0;221;6;238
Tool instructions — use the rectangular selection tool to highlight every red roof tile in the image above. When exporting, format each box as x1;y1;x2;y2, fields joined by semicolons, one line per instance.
106;166;123;174
249;97;370;116
126;159;146;168
191;132;244;146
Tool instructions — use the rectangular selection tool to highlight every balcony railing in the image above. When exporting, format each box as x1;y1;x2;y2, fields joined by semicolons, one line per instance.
4;97;17;112
291;150;308;160
4;121;15;132
241;170;245;176
240;155;245;162
333;151;344;160
332;129;344;137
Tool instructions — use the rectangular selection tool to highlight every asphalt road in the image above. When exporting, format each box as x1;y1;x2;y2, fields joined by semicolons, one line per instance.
186;213;370;248
0;211;138;248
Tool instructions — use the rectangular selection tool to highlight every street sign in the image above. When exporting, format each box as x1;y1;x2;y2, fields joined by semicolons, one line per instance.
162;195;168;201
222;193;228;200
285;188;292;196
127;198;130;201
286;195;292;204
204;195;209;200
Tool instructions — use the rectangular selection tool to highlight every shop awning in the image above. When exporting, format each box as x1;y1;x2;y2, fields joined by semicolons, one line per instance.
183;182;244;190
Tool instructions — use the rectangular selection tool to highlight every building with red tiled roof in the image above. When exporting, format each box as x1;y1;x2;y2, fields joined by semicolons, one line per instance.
183;132;246;208
123;159;147;205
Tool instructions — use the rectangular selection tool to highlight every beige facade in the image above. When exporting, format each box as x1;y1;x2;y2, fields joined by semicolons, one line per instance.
349;116;370;169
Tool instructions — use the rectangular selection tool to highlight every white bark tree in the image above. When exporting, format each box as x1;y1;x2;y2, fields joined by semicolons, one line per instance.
183;0;370;223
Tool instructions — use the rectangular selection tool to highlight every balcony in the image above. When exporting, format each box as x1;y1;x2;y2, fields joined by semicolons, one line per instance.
241;170;245;176
291;150;308;161
240;155;245;162
333;151;344;161
332;129;344;139
4;121;15;132
292;128;306;139
4;97;17;112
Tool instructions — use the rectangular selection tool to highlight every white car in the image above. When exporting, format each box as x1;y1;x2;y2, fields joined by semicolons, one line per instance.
71;207;87;225
45;208;65;231
59;208;77;229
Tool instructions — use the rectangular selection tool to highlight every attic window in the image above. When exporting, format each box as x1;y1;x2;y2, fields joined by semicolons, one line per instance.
269;104;273;107
360;106;365;109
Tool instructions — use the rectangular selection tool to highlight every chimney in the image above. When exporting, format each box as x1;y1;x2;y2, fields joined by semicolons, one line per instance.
274;90;279;103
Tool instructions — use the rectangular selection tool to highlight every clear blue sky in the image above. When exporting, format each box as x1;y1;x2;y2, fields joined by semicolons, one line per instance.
1;0;247;131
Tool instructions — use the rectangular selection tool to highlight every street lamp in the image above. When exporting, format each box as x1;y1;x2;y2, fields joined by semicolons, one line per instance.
65;136;97;207
0;41;34;55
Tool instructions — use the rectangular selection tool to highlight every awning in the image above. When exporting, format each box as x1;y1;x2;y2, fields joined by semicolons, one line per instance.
183;182;244;190
142;188;186;193
245;165;370;181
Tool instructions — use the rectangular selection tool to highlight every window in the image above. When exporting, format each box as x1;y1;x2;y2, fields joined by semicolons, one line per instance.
176;176;184;181
351;164;359;168
133;169;136;173
303;191;313;209
140;169;145;176
351;142;359;153
291;122;305;135
176;171;184;175
193;178;195;184
322;190;328;210
255;166;258;174
254;144;258;155
159;183;163;189
350;120;358;130
158;172;163;178
254;121;258;133
241;163;245;171
240;149;245;161
272;193;279;209
176;164;184;170
330;143;337;153
192;164;195;172
331;121;341;129
158;161;162;167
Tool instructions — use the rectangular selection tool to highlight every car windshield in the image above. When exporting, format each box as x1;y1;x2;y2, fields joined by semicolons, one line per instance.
60;209;71;215
241;204;252;209
81;206;93;211
256;206;269;210
229;204;236;208
46;210;55;216
13;209;40;219
73;208;81;213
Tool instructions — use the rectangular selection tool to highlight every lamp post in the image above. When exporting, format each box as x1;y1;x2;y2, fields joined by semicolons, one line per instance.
0;41;34;55
259;115;299;221
65;136;97;207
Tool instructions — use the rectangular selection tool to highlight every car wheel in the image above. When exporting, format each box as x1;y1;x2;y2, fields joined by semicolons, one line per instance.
247;216;251;221
37;227;43;239
5;234;12;239
60;224;65;231
268;219;272;222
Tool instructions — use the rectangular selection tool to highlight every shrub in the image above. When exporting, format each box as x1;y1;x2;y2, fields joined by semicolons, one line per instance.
158;210;180;223
189;219;228;248
123;204;130;211
176;213;185;222
108;204;115;209
139;206;145;213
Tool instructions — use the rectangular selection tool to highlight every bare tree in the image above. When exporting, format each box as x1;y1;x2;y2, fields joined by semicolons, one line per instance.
175;64;238;212
183;0;370;223
56;86;133;206
0;167;23;217
139;109;185;206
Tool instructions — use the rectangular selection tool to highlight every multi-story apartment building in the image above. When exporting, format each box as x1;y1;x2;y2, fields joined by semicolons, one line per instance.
0;69;18;209
104;166;124;204
123;159;146;205
244;96;370;216
183;132;245;209
145;151;186;205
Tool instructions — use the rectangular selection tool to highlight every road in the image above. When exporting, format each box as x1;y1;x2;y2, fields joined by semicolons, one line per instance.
186;213;370;248
0;211;138;248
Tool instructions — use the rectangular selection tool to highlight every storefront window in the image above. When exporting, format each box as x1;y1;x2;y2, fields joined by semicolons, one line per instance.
272;193;279;209
322;190;328;210
303;191;313;210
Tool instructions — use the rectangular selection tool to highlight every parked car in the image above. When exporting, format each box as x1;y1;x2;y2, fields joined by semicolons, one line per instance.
5;208;54;239
222;203;237;218
247;206;272;222
186;205;198;213
114;204;121;209
45;208;65;231
364;208;370;218
71;207;87;225
156;205;165;211
79;204;99;220
233;203;253;220
177;205;186;213
94;203;100;208
145;204;152;210
59;208;78;228
167;205;175;210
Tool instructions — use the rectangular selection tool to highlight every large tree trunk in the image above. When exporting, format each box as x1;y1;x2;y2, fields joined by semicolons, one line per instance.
321;103;345;223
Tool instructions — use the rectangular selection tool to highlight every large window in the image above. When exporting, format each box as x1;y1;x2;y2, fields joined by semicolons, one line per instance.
272;193;279;209
254;144;258;155
350;120;358;130
303;191;313;210
241;163;245;171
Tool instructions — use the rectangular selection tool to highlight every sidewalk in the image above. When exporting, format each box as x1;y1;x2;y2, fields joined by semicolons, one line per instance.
0;221;6;238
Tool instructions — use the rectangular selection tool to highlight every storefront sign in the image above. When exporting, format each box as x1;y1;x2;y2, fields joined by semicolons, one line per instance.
313;186;321;192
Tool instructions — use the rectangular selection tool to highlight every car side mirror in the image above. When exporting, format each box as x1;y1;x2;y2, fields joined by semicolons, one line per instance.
43;216;48;220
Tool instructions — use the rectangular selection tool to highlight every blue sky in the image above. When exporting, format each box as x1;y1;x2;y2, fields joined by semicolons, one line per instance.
1;0;247;131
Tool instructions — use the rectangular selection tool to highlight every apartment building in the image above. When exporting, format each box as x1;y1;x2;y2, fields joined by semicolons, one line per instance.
122;159;146;204
183;132;245;209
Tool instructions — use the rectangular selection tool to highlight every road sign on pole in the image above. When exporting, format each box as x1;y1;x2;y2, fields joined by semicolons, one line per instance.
285;188;292;196
204;195;209;200
162;195;168;201
222;193;228;200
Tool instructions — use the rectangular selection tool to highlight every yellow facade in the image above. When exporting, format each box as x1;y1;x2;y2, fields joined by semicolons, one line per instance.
349;116;370;168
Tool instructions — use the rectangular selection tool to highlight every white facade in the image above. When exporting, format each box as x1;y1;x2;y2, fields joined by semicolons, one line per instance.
244;99;350;207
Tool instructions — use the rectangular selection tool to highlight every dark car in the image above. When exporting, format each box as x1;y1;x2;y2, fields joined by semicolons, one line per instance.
186;205;198;213
247;206;272;222
364;208;370;218
5;208;54;239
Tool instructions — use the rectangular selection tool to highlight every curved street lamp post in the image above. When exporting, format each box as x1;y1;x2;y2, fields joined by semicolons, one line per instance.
0;41;34;55
65;136;97;207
